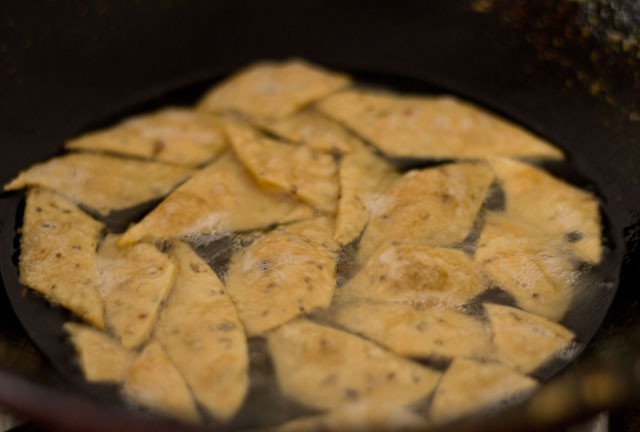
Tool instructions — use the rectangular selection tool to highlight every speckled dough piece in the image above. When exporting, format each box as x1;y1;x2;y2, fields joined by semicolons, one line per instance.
19;188;105;328
4;153;195;216
266;319;441;410
155;241;248;422
317;90;563;160
64;322;135;383
118;151;314;246
486;304;575;374
66;108;229;167
98;234;176;349
198;60;351;120
429;358;539;424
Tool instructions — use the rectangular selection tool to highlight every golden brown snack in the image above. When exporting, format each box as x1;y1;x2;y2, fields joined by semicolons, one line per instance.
118;151;314;246
5;153;195;216
98;235;176;349
123;341;200;422
66;108;228;167
155;241;248;422
317;90;563;160
19;188;105;327
64;323;135;383
225;120;339;213
475;213;578;321
488;157;601;263
266;319;441;410
331;302;491;360
225;219;336;336
357;162;494;263
429;358;539;424
486;304;575;374
198;60;351;120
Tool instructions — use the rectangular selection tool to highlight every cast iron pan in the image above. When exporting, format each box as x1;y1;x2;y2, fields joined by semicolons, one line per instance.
1;1;640;431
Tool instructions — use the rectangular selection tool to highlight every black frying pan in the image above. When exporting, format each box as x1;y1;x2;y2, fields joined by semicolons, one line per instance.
1;1;640;431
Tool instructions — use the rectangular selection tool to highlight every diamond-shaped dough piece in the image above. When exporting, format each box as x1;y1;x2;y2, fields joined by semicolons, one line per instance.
118;151;314;246
123;341;200;422
317;90;563;160
4;153;195;216
266;319;441;410
338;243;486;309
486;304;575;374
155;241;248;422
357;162;494;264
475;213;578;321
259;110;358;154
98;234;176;349
430;358;539;424
64;322;134;383
331;302;491;360
19;188;105;327
488;157;601;263
225;219;336;336
225;120;339;213
66;108;228;167
198;60;351;120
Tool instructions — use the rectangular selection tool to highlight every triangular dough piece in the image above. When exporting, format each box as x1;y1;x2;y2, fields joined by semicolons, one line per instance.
155;241;248;422
317;90;563;160
259;110;358;154
118;151;314;246
19;188;105;327
331;302;491;360
225;218;336;336
66;108;228;167
357;162;494;264
338;243;486;309
98;235;176;349
429;358;538;424
475;213;578;321
267;319;441;411
487;157;601;263
64;322;135;383
123;341;200;422
198;60;351;120
334;141;398;245
4;153;195;216
485;304;575;374
225;120;339;213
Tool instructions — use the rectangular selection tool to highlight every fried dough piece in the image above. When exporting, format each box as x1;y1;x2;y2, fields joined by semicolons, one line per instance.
271;402;428;432
98;235;176;349
475;213;578;321
64;323;135;383
335;141;398;245
198;60;351;120
225;219;336;336
259;110;358;154
317;90;563;160
5;153;194;216
66;108;228;167
331;302;491;360
118;151;314;246
488;157;601;263
266;319;441;410
486;304;575;374
225;120;339;213
155;241;248;422
429;358;539;424
19;188;105;327
123;341;200;422
338;243;486;309
357;162;494;263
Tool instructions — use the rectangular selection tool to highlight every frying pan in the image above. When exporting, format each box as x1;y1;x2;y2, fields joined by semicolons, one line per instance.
1;1;640;431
